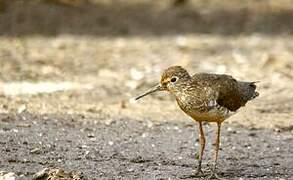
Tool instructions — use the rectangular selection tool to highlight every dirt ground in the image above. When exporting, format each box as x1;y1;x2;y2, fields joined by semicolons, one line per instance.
0;0;293;179
0;113;292;179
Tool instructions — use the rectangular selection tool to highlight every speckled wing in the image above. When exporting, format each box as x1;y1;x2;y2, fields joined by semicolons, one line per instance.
176;82;231;122
175;80;218;113
192;73;257;112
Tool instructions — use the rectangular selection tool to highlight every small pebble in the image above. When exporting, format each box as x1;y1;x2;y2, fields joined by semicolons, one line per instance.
30;148;41;154
108;141;114;146
17;105;26;114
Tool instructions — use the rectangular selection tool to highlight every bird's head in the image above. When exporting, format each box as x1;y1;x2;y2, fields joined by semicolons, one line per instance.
135;66;191;100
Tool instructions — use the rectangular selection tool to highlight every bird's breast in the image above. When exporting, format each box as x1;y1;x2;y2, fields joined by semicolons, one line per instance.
175;94;233;122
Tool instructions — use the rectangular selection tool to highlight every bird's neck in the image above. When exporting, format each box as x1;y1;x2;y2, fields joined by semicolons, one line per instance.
169;81;191;96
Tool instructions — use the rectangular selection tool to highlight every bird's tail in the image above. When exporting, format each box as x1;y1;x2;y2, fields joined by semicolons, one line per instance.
239;81;259;101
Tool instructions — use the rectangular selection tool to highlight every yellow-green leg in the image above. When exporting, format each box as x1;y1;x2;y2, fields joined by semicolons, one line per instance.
207;122;224;180
195;121;205;177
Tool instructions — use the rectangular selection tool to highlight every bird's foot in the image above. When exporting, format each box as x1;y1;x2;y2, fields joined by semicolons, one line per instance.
206;173;224;180
205;171;225;180
193;168;205;177
204;165;225;180
180;169;205;179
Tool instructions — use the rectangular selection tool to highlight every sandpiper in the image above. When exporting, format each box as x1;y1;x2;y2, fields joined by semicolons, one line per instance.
135;66;259;179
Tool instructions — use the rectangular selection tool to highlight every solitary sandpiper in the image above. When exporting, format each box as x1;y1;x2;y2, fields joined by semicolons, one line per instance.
135;66;259;179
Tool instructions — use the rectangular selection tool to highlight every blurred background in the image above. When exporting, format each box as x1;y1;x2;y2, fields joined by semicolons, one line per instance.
0;0;293;128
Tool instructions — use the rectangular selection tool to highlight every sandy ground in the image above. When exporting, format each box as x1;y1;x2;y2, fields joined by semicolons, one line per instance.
0;113;292;179
0;0;293;179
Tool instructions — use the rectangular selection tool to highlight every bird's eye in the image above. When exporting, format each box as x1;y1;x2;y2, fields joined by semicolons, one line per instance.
170;77;178;83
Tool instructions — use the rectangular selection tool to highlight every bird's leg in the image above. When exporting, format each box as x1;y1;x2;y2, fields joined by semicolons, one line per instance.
194;121;205;177
207;122;223;180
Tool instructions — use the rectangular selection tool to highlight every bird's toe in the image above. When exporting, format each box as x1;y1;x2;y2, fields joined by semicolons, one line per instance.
193;168;205;177
205;172;225;180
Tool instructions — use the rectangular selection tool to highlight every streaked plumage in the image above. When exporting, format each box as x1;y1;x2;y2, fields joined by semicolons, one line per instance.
135;66;259;179
161;67;258;122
